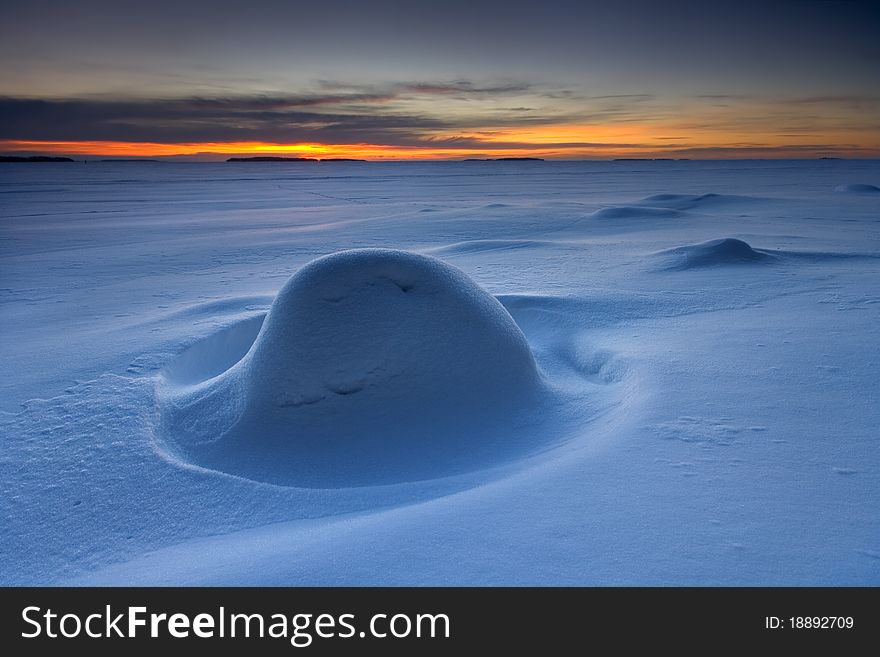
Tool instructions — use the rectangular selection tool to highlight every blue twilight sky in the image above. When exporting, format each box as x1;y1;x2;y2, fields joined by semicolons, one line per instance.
1;0;878;158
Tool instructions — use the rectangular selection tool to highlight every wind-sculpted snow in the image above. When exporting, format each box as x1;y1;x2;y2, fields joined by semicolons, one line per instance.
653;238;773;270
158;249;556;487
637;192;772;210
591;206;681;220
2;160;878;586
423;239;559;255
834;183;879;193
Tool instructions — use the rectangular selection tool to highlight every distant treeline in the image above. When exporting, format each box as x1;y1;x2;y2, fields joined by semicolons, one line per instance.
226;156;367;162
463;157;545;161
612;158;689;161
0;155;75;162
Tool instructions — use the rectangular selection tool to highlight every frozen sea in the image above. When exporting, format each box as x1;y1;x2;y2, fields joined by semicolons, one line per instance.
1;159;878;585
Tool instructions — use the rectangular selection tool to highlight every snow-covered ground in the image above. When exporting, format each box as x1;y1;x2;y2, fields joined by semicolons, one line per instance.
1;159;878;585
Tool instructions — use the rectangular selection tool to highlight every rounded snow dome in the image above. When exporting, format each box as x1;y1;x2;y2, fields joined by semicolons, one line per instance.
247;249;539;412
160;249;547;487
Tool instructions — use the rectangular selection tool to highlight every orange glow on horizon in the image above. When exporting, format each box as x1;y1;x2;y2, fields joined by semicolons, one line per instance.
1;134;875;160
0;138;662;160
0;140;448;159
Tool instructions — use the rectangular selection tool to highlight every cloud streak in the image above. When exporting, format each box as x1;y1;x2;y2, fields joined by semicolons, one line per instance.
1;81;878;158
0;81;553;145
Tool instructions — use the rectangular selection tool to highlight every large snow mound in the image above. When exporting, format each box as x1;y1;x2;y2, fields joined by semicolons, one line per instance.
158;249;548;487
654;238;772;270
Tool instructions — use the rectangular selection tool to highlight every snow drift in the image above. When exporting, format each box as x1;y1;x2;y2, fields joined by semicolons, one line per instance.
158;249;548;488
5;160;877;586
591;205;680;220
833;183;880;193
637;193;769;210
654;238;772;270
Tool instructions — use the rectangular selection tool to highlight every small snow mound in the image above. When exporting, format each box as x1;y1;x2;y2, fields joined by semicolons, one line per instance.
638;193;764;210
655;238;771;270
591;206;680;220
642;193;720;204
834;183;880;193
425;239;552;255
159;249;546;487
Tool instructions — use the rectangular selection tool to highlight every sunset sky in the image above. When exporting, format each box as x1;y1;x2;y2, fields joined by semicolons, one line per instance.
1;0;878;160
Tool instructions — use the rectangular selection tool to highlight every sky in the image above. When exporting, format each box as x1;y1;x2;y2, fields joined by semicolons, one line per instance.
1;0;878;160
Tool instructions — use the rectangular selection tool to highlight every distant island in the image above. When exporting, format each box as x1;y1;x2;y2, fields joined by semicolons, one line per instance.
0;155;74;162
100;159;160;162
463;157;545;162
613;158;690;161
226;156;367;162
228;156;316;162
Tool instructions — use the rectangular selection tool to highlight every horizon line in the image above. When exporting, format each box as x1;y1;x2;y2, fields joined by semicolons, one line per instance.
2;139;877;162
2;154;876;163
